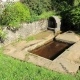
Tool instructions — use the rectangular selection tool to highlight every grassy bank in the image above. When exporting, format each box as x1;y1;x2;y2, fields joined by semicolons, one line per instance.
0;47;80;80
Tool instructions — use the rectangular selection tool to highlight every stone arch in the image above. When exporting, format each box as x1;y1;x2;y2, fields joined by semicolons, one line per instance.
48;16;61;33
48;16;57;29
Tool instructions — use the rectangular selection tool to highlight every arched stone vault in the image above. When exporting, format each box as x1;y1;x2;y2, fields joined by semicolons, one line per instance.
48;16;61;34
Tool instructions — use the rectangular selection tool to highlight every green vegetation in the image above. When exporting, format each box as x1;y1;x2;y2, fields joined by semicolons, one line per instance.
74;0;80;6
0;1;80;79
38;11;56;19
22;0;52;16
0;26;7;43
51;0;80;31
0;1;56;31
0;0;80;42
0;2;30;29
21;0;55;23
60;3;80;31
26;36;35;42
26;11;55;23
0;47;80;80
10;36;35;46
68;5;80;28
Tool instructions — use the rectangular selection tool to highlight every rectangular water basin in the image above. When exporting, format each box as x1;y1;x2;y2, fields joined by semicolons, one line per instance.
30;40;72;60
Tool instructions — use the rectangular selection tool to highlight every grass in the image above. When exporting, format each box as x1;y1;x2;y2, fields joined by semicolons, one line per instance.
26;36;35;42
11;36;35;46
0;47;80;80
38;11;56;19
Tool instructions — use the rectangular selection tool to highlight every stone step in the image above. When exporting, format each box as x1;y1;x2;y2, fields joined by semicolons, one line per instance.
55;31;80;44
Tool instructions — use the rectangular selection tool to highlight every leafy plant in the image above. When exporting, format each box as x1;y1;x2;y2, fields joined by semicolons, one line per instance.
74;0;80;6
0;27;7;43
61;5;80;31
26;36;35;42
1;2;31;30
38;11;56;19
26;14;39;23
17;35;23;42
22;0;52;16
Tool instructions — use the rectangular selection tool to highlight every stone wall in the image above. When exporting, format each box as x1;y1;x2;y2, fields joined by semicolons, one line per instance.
3;19;48;45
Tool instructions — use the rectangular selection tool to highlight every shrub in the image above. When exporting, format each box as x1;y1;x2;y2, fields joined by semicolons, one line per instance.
61;5;80;31
38;11;56;19
54;1;71;13
22;0;56;23
69;6;80;26
1;2;31;29
26;11;56;23
26;14;39;23
22;0;52;16
74;0;80;6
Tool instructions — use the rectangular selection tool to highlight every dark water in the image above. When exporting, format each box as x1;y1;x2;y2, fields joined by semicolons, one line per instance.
31;40;71;60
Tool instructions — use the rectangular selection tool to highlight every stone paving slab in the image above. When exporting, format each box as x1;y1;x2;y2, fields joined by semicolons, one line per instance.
67;51;80;64
3;30;54;61
54;58;79;74
15;40;42;50
57;40;80;66
24;35;54;52
4;44;16;54
25;52;52;69
25;34;80;74
49;60;65;73
25;50;79;74
55;31;80;44
9;50;26;60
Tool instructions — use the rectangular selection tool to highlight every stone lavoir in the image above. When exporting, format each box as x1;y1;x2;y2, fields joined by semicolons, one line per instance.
30;40;71;60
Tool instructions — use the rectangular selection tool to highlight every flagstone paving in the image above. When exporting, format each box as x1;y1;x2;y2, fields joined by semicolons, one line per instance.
55;31;80;44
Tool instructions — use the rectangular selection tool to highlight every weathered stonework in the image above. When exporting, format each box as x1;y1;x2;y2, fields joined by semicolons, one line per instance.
55;31;80;44
48;16;61;34
53;16;61;33
3;19;48;45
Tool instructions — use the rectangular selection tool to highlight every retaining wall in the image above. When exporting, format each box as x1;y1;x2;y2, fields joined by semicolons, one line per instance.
2;19;48;45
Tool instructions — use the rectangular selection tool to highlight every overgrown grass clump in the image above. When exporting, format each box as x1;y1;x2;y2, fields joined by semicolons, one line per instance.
0;47;80;80
26;36;35;42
